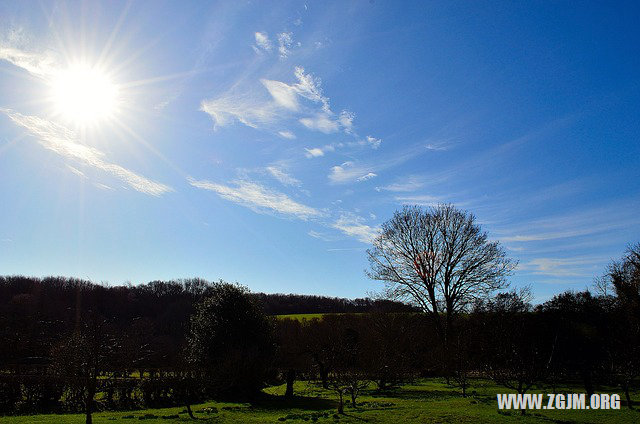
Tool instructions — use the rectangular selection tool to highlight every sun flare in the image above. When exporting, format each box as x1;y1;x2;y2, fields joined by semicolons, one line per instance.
50;65;119;124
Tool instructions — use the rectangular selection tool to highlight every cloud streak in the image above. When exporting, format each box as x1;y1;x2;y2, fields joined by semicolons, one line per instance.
188;177;322;220
331;213;380;243
0;45;57;78
2;109;172;196
266;166;301;186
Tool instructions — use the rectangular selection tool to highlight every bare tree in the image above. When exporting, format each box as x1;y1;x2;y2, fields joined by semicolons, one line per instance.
367;204;515;346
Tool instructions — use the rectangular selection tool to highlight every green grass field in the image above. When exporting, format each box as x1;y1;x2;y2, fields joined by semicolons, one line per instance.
3;379;638;423
274;313;327;321
274;313;366;321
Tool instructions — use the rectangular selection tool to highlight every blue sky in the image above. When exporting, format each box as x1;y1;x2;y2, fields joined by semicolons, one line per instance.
1;1;638;303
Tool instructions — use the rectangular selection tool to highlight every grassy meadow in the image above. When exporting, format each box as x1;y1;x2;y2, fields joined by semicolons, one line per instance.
3;379;637;423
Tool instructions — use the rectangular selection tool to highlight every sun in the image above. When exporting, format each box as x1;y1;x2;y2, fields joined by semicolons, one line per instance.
50;65;119;125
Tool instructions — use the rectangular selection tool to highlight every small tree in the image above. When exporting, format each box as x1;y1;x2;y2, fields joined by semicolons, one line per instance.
480;290;551;415
51;314;117;424
602;243;640;408
186;282;276;398
325;326;370;413
275;318;312;399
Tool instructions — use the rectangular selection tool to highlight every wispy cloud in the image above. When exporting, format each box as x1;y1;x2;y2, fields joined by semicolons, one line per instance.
253;32;273;53
200;93;279;129
0;45;57;78
356;172;377;182
299;114;339;133
66;164;86;178
201;67;357;138
497;202;640;243
519;257;603;277
304;147;326;158
277;32;294;59
188;177;322;220
376;176;425;192
365;135;381;149
425;141;451;151
266;165;301;186
331;213;380;243
308;230;338;242
261;79;299;111
394;194;442;206
2;110;172;196
329;161;378;184
278;130;296;139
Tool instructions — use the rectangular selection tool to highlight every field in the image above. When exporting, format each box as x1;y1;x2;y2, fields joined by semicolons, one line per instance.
274;313;366;321
3;379;637;423
275;313;330;321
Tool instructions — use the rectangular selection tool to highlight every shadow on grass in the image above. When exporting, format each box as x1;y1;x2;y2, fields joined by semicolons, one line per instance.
248;393;337;411
368;389;454;401
341;411;370;422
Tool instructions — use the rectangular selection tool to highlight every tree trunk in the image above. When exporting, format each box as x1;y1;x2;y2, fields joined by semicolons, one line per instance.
582;369;594;399
85;383;96;424
351;390;357;407
285;369;296;398
337;391;344;414
518;387;526;416
622;381;634;409
320;367;329;389
186;403;196;419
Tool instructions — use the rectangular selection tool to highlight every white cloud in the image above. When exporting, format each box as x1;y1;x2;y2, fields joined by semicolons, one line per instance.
278;130;296;139
94;182;114;191
332;213;379;243
304;147;325;158
299;114;339;133
254;32;273;52
0;45;57;78
329;161;377;184
357;172;377;182
200;94;279;129
339;111;355;133
426;141;450;151
308;230;336;242
278;32;293;58
261;79;299;111
498;203;640;243
293;66;330;112
66;164;86;178
201;67;362;139
394;194;442;206
521;257;601;277
3;109;172;196
366;135;382;149
188;177;322;220
266;166;301;186
304;143;339;158
376;176;424;192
